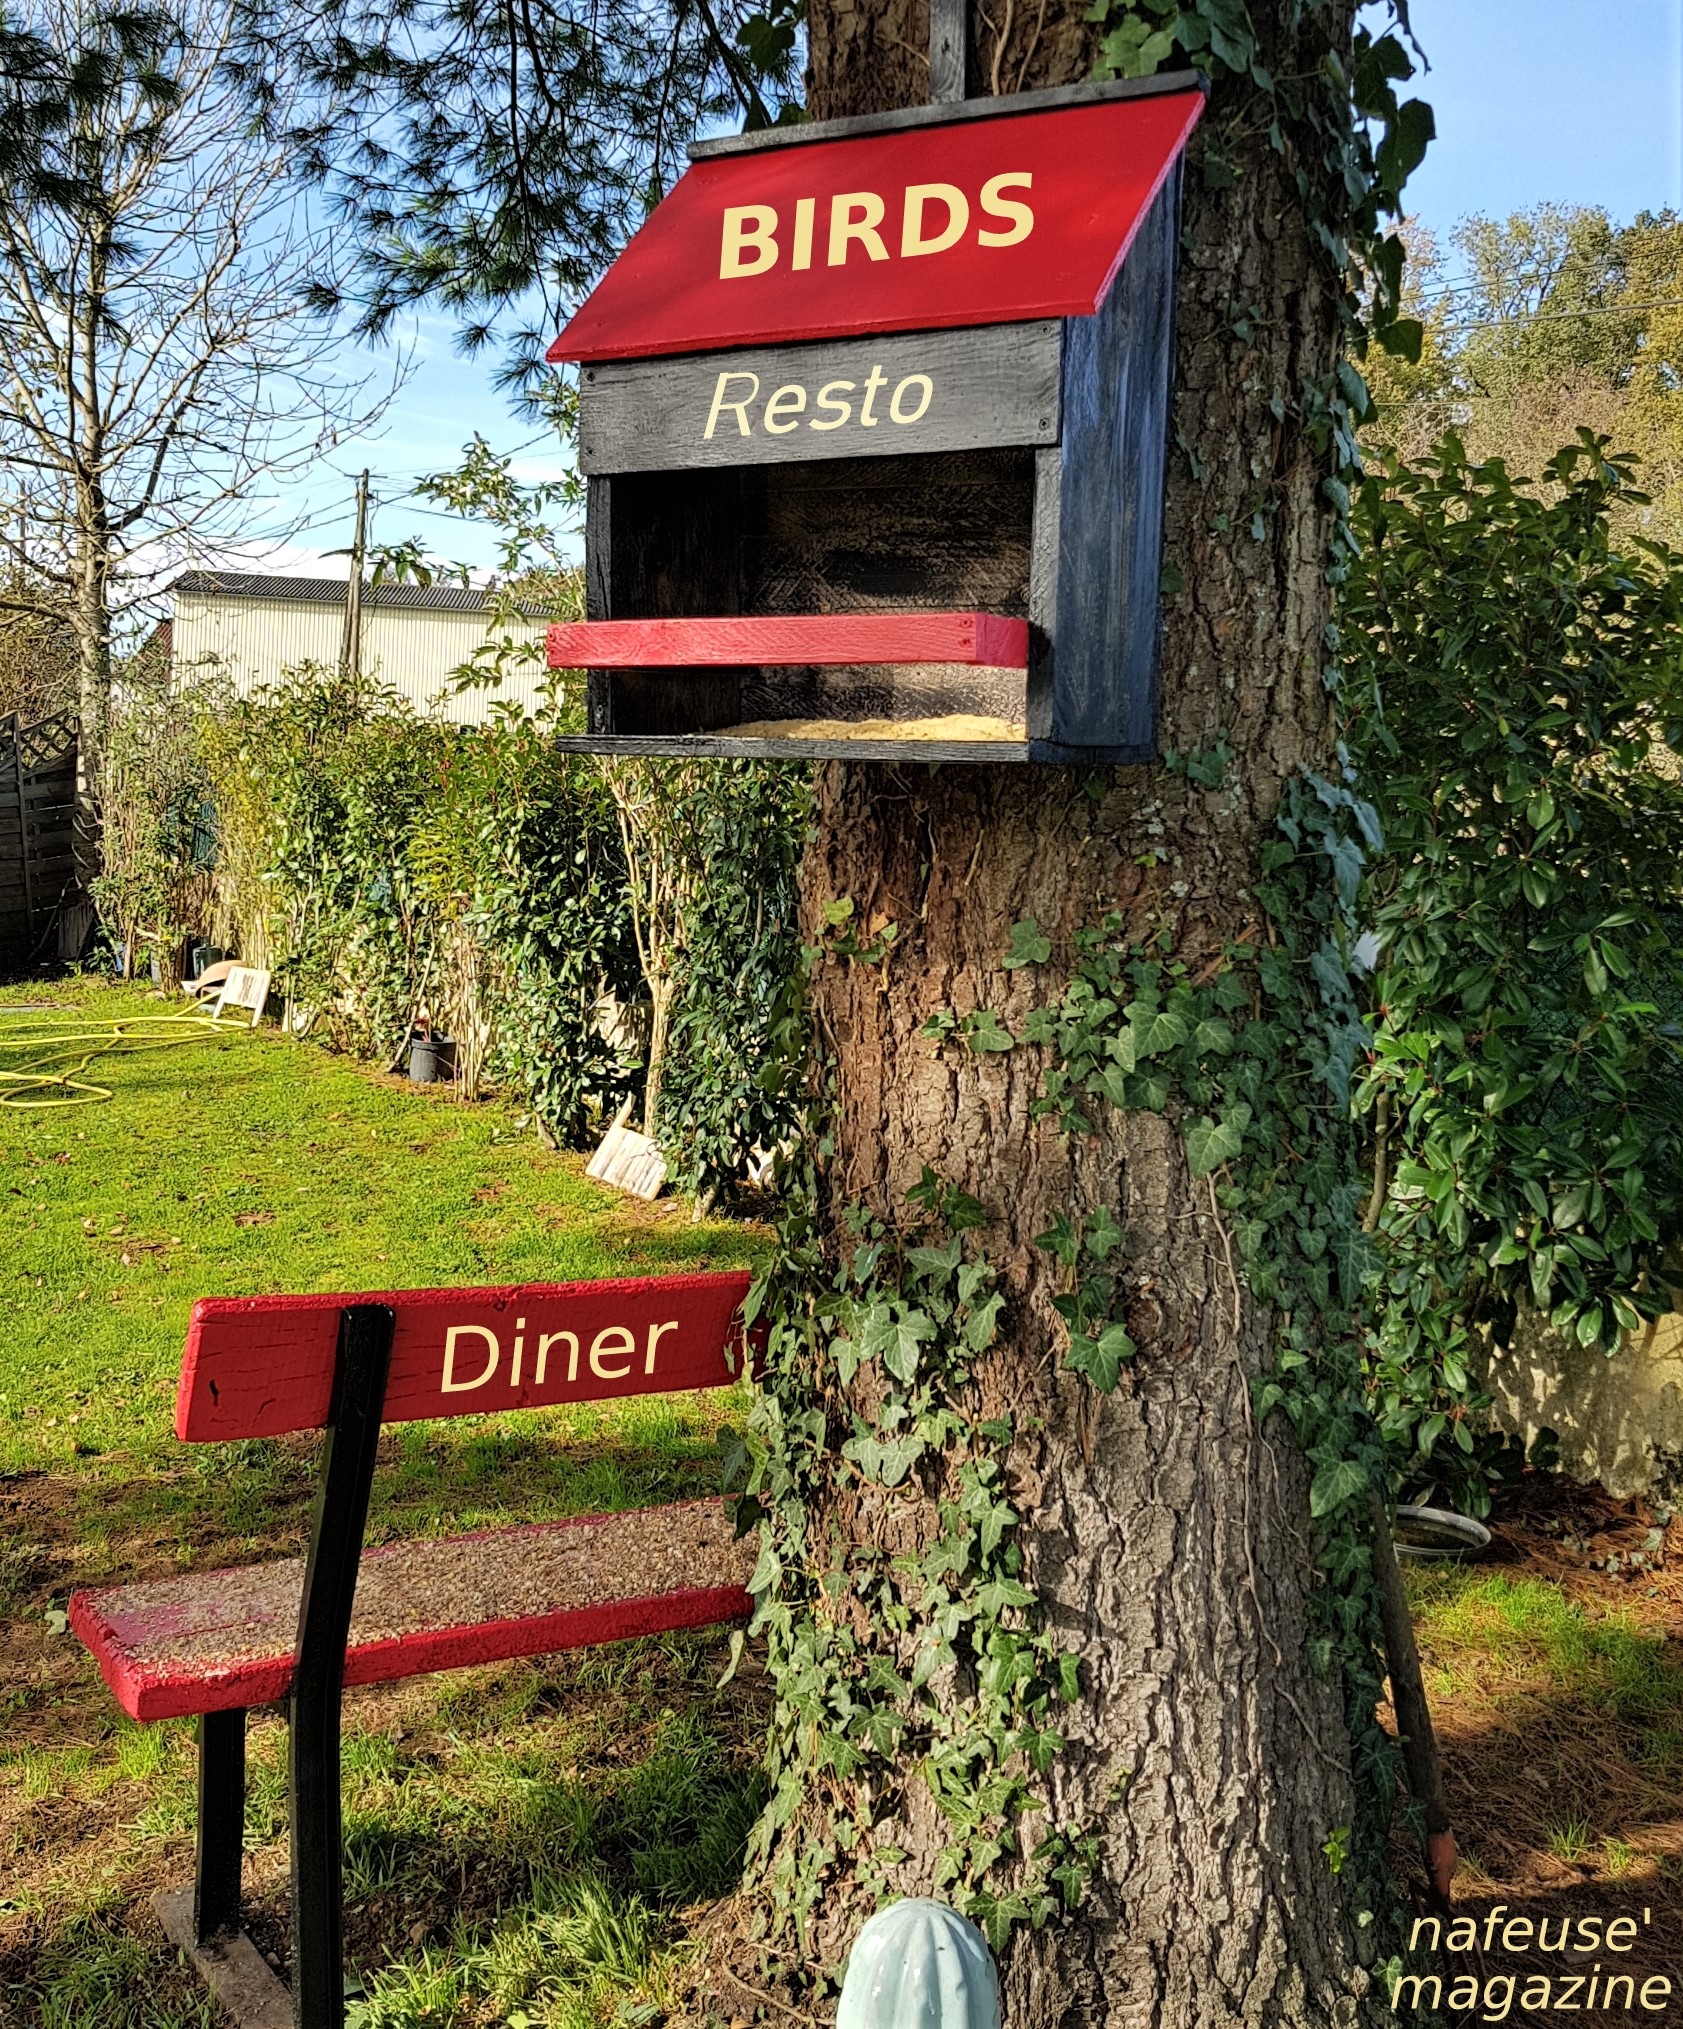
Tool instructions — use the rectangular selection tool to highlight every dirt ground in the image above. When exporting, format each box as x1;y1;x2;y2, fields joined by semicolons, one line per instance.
1389;1475;1683;2018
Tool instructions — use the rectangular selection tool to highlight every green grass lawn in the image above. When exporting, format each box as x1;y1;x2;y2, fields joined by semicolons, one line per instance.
0;976;766;1475
1;976;772;2029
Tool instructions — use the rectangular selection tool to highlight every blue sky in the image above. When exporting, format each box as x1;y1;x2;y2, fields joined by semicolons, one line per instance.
257;0;1683;575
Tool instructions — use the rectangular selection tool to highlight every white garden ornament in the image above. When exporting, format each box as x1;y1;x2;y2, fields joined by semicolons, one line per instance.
836;1898;1001;2029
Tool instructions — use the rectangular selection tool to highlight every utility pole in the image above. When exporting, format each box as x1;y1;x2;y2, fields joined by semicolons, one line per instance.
338;469;370;678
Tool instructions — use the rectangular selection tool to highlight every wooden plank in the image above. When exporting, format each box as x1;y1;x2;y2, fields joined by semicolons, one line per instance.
1026;442;1062;740
551;92;1203;363
590;467;747;735
548;612;1028;670
586;1118;669;1199
552;732;1031;762
1047;164;1178;757
154;1891;294;2029
688;70;1203;158
928;0;971;102
71;1498;752;1721
7;713;30;925
174;1271;753;1442
579;323;1061;475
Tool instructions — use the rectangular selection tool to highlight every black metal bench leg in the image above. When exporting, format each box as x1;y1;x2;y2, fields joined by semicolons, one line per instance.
194;1707;246;1943
290;1677;346;2029
288;1303;393;2029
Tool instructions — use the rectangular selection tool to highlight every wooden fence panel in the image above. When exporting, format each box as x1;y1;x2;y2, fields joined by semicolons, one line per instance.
0;710;87;975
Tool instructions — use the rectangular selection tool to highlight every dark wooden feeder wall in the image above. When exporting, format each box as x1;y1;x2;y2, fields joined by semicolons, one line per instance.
545;76;1202;764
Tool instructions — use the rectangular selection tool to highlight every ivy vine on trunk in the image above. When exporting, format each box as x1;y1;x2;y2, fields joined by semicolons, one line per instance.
713;0;1437;2022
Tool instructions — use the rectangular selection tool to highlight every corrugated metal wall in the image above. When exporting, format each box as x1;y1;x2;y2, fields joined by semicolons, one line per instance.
171;592;554;723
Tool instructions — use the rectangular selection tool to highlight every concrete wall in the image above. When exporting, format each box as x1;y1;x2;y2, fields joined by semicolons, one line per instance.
171;591;552;725
1484;1303;1683;1501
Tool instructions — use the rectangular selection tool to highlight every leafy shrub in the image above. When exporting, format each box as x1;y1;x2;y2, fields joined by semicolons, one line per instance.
655;760;808;1198
1346;432;1683;1500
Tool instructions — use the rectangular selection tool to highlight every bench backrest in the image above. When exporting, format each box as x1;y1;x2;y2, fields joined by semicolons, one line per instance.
176;1271;753;1441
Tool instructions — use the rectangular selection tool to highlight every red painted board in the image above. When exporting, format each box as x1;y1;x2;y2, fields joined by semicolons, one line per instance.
72;1579;751;1720
174;1272;752;1441
545;612;1028;670
65;1501;747;1720
549;91;1202;364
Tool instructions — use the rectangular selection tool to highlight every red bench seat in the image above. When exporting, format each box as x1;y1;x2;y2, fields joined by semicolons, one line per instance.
71;1497;752;1722
66;1277;760;2029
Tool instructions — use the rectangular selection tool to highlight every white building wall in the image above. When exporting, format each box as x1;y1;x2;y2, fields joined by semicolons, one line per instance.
171;591;554;725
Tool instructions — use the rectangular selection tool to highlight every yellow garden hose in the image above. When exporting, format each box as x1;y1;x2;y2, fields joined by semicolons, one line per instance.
0;1005;254;1109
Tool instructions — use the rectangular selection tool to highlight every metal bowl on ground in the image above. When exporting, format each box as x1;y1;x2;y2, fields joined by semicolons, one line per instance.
1393;1504;1492;1561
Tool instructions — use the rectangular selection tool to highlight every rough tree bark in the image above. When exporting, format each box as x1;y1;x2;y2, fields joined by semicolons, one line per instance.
742;2;1388;2025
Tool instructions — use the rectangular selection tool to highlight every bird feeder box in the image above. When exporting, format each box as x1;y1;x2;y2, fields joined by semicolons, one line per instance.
545;74;1203;763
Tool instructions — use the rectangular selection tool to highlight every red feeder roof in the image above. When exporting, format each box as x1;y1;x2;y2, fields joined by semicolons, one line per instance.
549;85;1203;364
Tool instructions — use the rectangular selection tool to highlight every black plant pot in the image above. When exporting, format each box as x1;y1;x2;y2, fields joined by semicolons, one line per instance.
408;1035;457;1084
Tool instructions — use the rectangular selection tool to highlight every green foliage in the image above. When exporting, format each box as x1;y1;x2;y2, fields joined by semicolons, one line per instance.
379;427;810;1190
1364;206;1683;545
1085;0;1432;365
656;761;808;1197
1035;1206;1134;1392
743;762;1403;1956
100;661;805;1181
91;675;218;984
736;1165;1090;1954
1345;433;1683;1501
240;0;806;390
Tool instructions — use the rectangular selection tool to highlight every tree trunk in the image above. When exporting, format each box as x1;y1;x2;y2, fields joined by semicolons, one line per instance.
74;519;111;760
739;4;1392;2024
643;965;675;1138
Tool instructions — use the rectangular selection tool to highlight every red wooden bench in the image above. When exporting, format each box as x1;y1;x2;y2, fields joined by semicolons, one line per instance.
69;1274;756;2029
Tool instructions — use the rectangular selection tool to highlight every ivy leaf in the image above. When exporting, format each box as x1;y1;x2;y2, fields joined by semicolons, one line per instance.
1376;96;1436;198
843;1431;927;1486
831;1331;863;1388
1066;1322;1135;1393
1376;314;1424;362
1085;1204;1126;1260
863;1304;935;1383
963;1009;1016;1053
964;1289;1006;1351
975;1576;1036;1616
907;1237;963;1283
747;1537;781;1596
1192;1016;1234;1055
1090;1064;1133;1108
1004;918;1052;969
1035;1211;1081;1267
1186;1103;1251;1176
1129;1006;1188;1057
1309;1459;1366;1518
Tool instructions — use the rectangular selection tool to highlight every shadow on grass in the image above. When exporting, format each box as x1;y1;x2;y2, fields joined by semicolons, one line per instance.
4;1635;769;2029
17;1397;747;1607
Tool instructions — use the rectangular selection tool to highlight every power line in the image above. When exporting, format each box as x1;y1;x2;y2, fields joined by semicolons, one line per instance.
1440;296;1683;337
